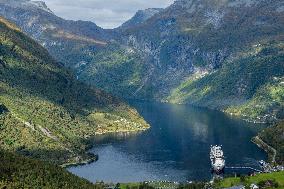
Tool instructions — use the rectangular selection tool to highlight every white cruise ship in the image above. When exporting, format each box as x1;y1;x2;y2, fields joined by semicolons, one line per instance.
210;145;225;174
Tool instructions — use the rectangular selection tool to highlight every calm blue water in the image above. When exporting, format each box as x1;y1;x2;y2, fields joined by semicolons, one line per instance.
68;101;267;183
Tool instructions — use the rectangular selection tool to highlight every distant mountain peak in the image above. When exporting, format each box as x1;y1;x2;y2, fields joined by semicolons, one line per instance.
120;8;163;29
0;0;53;14
30;1;53;14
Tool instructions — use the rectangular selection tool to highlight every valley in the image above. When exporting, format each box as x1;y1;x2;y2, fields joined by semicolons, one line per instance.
0;0;283;188
0;0;283;123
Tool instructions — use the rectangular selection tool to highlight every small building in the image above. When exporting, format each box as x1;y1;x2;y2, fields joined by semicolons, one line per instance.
250;184;259;189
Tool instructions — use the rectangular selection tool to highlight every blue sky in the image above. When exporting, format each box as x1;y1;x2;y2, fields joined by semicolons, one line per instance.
42;0;175;29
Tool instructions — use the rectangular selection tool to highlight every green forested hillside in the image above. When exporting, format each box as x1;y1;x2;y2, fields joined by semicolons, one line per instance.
0;17;149;164
79;43;152;99
259;121;284;164
0;150;104;189
168;41;284;122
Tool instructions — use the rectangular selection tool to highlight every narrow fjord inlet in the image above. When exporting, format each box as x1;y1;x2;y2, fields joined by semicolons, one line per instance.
0;0;283;188
69;101;266;183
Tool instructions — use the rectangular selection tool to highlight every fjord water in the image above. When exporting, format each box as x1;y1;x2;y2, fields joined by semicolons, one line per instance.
69;101;266;183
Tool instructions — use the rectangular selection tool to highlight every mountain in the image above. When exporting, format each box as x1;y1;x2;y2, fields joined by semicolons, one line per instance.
120;8;163;29
0;0;115;69
79;0;284;122
0;0;283;123
0;16;149;164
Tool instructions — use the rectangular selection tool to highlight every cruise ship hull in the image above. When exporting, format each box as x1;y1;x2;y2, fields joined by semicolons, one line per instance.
210;145;225;174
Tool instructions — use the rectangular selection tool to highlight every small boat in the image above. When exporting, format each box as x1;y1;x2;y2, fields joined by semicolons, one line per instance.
259;160;266;166
210;145;225;174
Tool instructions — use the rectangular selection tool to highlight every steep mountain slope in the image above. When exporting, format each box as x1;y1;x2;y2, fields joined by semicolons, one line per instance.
1;0;283;123
0;17;149;164
168;42;284;122
258;121;284;164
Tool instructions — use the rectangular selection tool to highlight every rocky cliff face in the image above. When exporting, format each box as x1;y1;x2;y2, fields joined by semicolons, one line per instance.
0;0;283;122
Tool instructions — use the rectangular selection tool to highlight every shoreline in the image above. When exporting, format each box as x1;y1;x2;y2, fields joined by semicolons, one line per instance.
61;154;98;168
94;127;149;135
61;126;150;168
251;136;277;164
160;99;275;124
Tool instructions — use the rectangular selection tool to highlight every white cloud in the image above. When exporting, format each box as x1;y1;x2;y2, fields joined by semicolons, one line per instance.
41;0;175;29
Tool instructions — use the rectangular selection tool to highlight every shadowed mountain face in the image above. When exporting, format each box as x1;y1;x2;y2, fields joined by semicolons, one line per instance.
0;0;283;122
0;150;101;189
0;16;149;164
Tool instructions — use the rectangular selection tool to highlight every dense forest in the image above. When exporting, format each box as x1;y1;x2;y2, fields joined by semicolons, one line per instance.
259;121;284;164
0;150;104;189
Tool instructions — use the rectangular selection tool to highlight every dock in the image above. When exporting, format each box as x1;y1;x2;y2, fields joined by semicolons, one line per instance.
225;166;263;173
